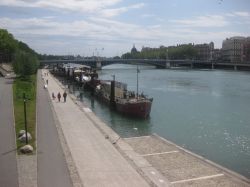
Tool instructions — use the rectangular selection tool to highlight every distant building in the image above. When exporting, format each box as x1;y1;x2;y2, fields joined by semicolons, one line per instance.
141;46;164;52
222;36;246;63
212;49;222;61
141;46;154;52
194;42;214;61
131;44;138;53
243;37;250;62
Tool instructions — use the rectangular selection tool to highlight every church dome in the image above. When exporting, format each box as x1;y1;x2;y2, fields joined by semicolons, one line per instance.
131;44;137;53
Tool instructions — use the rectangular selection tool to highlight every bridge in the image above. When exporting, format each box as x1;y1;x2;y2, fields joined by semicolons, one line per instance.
40;59;208;69
40;59;250;71
41;58;170;69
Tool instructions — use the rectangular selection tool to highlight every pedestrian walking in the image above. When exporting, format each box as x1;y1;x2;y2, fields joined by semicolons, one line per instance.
52;92;56;100
57;92;61;102
63;91;67;102
46;79;48;85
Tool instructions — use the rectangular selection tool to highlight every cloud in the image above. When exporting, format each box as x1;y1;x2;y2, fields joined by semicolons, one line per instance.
225;13;235;17
0;0;122;12
225;11;250;18
0;16;163;42
233;11;250;17
1;15;246;55
0;17;100;37
224;11;250;26
170;15;229;28
0;6;248;56
100;3;145;17
0;0;145;17
141;14;155;18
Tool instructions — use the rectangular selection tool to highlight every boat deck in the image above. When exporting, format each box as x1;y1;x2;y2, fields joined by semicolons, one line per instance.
124;135;250;187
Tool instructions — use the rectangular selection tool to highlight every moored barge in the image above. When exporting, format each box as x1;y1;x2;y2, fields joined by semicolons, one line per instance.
94;79;153;118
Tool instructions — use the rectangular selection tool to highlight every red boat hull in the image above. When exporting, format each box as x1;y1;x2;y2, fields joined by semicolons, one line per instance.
116;99;152;118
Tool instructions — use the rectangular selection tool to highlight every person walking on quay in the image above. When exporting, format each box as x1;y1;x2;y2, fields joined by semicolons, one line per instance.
57;92;61;102
63;91;67;102
52;92;56;100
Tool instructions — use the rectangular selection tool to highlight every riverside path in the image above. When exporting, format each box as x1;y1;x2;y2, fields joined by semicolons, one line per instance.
0;77;19;187
37;70;73;187
41;69;150;187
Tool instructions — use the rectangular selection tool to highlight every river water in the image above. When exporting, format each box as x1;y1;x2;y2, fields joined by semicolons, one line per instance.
64;64;250;178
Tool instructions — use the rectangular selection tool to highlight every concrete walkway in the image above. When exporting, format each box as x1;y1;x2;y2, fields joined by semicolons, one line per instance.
42;70;150;187
125;135;250;187
0;77;19;187
37;70;73;187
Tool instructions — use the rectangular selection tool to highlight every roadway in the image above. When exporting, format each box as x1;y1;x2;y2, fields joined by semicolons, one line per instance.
36;70;73;187
0;77;19;187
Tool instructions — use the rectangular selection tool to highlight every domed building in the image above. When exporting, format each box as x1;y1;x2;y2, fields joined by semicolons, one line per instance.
131;44;138;53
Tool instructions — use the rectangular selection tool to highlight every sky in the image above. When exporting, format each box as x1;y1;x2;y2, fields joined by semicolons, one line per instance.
0;0;250;57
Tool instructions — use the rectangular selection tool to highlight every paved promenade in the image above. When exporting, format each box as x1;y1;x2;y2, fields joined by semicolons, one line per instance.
37;70;73;187
41;69;250;187
125;135;250;187
0;77;19;187
42;70;150;187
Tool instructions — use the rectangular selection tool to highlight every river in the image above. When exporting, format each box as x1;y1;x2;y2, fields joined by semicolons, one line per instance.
64;64;250;178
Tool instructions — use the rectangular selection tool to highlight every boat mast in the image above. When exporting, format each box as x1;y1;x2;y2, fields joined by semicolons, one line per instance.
110;75;116;107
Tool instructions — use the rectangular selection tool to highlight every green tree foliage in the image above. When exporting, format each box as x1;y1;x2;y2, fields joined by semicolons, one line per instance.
0;28;39;76
0;28;18;62
13;51;39;76
18;41;38;56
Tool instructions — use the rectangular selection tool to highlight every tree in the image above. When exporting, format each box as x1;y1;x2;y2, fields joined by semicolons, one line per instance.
13;51;39;77
18;41;38;56
0;28;39;76
0;28;18;63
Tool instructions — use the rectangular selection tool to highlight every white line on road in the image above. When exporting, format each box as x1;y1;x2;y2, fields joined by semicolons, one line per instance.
141;150;179;157
83;107;92;113
123;136;151;140
171;174;224;184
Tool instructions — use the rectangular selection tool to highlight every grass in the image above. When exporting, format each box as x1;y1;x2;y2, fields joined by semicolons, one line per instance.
13;75;37;154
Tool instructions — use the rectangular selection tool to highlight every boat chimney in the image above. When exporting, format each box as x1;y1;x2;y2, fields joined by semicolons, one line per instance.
110;75;116;107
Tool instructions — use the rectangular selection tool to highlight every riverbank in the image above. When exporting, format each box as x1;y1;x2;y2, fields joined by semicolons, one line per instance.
125;135;250;186
46;68;249;186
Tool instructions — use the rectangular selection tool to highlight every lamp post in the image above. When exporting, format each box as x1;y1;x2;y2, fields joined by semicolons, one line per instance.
23;93;28;145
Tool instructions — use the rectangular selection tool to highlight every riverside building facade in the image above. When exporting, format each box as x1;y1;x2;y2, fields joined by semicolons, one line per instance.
243;37;250;63
194;42;214;61
222;36;250;63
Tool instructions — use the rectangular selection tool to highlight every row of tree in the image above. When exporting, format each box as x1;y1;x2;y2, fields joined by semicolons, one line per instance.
0;28;39;76
121;44;197;59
